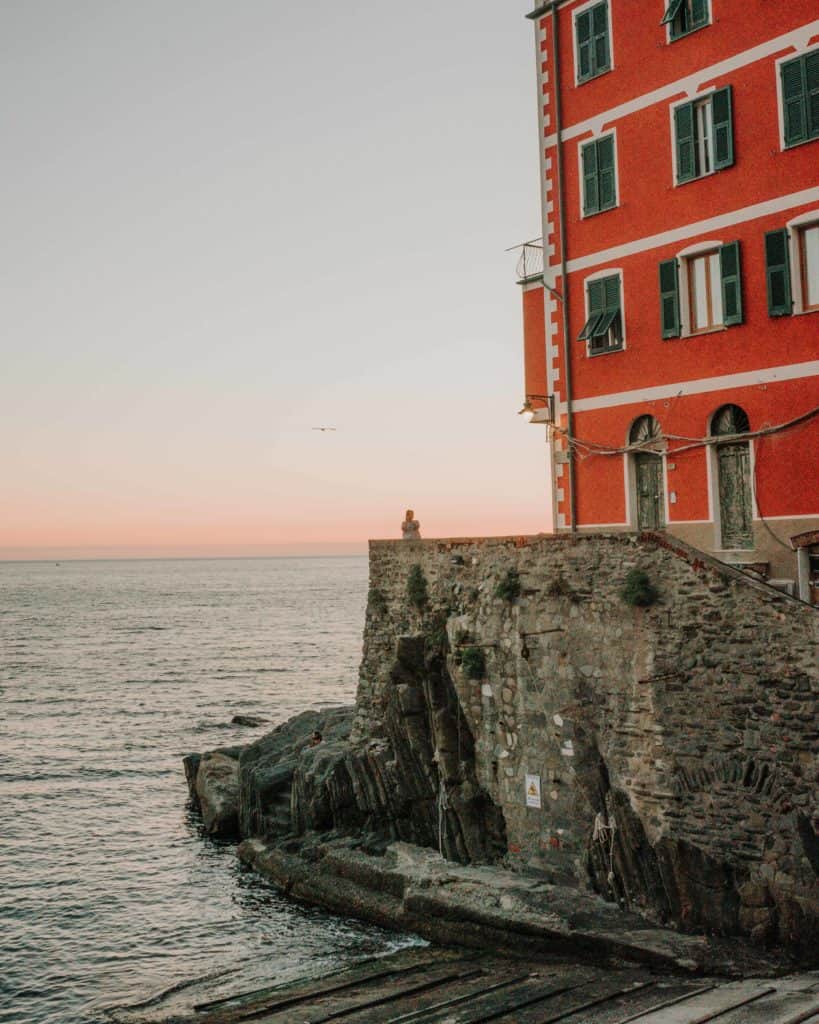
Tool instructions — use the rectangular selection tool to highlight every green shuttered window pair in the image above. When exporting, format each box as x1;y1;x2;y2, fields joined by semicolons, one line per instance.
582;136;616;215
577;274;622;353
659;242;743;338
674;87;734;184
781;51;819;147
662;0;709;41
765;229;792;317
576;2;610;83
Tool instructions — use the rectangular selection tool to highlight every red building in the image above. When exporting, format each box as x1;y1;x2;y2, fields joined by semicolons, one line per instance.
517;0;819;601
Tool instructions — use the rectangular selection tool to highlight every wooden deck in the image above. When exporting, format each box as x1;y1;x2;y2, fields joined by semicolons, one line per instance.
109;947;819;1024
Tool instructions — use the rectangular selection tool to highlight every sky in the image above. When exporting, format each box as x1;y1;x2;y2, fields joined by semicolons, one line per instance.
1;0;551;559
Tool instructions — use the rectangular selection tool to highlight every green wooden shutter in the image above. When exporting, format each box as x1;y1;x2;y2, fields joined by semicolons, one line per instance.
720;241;742;326
691;0;708;27
764;229;792;317
597;136;616;210
711;87;734;170
661;0;684;26
592;274;622;347
576;10;592;81
807;50;819;138
675;102;696;183
582;141;599;214
577;279;606;339
592;3;610;75
781;57;807;146
659;259;680;338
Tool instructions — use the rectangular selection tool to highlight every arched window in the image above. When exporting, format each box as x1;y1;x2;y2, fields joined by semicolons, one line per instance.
629;415;662;446
711;404;753;548
629;416;664;530
711;404;750;436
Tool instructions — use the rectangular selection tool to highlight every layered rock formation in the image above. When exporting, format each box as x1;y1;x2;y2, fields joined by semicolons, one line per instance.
184;531;818;961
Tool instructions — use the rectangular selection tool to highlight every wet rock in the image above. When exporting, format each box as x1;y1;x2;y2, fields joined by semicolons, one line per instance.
196;751;241;838
231;714;268;727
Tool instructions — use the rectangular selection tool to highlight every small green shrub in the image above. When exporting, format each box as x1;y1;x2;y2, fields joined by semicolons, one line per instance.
406;564;429;610
368;587;387;616
494;569;522;603
425;611;449;653
621;569;658;607
547;575;573;598
461;646;486;680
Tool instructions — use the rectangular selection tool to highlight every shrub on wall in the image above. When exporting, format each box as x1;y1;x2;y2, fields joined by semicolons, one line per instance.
494;569;522;602
621;569;658;607
368;587;388;616
460;646;486;680
406;564;429;610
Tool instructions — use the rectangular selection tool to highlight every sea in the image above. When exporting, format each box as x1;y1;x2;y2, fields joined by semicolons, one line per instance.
0;556;415;1024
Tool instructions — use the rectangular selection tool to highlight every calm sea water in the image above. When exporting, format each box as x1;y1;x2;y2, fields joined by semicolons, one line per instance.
0;557;412;1024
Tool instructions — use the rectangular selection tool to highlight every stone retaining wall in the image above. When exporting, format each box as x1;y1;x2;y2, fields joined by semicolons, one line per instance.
354;532;818;953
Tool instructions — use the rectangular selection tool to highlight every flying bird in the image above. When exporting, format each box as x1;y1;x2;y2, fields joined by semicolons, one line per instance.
312;427;337;432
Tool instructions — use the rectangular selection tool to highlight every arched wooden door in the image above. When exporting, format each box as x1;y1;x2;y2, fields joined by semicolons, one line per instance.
712;405;753;549
630;416;664;530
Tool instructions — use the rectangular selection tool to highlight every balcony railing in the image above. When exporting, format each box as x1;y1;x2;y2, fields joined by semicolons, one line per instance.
513;238;544;282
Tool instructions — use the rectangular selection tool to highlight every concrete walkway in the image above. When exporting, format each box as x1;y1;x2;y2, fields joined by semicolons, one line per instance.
237;838;801;978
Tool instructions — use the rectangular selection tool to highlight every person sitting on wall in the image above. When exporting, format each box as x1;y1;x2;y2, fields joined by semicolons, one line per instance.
308;730;322;747
401;509;421;540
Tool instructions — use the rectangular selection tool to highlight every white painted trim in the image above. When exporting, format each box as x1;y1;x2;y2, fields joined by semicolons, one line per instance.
571;0;615;88
577;128;620;220
543;21;819;149
570;359;819;413
748;512;819;521
566;187;819;274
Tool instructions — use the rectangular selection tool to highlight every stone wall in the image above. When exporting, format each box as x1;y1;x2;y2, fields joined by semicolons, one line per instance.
354;532;818;953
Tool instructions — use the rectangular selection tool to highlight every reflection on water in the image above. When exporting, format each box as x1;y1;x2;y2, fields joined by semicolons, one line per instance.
0;557;413;1024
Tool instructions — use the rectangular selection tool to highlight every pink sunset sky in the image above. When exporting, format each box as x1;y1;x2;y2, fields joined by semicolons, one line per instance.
2;0;552;559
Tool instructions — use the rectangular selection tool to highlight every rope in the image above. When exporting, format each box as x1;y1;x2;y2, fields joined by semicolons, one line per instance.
437;776;449;856
551;404;819;460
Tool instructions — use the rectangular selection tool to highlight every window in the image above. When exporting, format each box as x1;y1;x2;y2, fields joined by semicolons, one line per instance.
659;242;742;338
575;2;611;84
780;50;819;148
577;274;622;354
799;223;819;310
767;222;819;315
581;135;616;215
662;0;709;41
674;88;733;183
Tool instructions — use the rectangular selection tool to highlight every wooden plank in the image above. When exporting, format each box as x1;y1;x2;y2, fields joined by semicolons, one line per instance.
252;961;488;1023
194;953;478;1023
618;983;777;1024
334;971;537;1024
501;978;656;1024
555;982;712;1024
376;973;591;1024
713;987;819;1024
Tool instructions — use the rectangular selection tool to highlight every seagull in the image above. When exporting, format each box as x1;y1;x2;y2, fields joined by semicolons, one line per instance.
312;427;337;432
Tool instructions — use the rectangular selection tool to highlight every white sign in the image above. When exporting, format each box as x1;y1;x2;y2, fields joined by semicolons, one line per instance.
525;773;542;809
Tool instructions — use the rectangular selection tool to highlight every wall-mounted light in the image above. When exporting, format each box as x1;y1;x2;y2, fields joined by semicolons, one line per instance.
518;394;554;424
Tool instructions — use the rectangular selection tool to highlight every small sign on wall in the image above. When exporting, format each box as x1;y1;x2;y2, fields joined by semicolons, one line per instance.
525;773;542;809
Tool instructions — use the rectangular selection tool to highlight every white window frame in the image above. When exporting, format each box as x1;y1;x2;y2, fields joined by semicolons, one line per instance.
572;0;615;88
674;239;725;337
577;128;620;220
581;267;625;356
786;209;819;315
663;0;712;45
669;89;720;187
